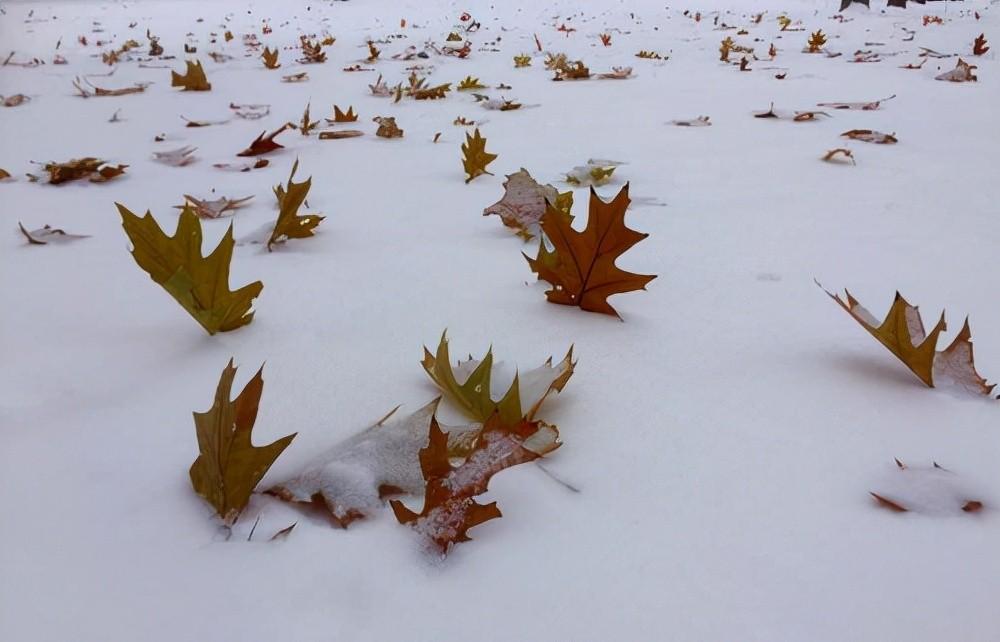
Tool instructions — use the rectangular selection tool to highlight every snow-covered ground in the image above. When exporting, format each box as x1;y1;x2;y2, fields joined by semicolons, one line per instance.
2;0;999;640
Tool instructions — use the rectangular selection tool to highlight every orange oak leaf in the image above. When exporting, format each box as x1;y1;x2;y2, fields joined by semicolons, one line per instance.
390;412;558;553
524;184;655;318
819;284;994;395
237;123;292;157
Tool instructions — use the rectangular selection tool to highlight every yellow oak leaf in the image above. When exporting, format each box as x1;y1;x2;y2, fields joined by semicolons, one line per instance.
171;59;211;91
268;160;324;250
461;128;497;183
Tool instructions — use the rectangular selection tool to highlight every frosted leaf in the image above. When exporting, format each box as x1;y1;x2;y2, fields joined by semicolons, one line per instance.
483;168;560;240
871;460;985;516
152;145;197;167
268;400;478;527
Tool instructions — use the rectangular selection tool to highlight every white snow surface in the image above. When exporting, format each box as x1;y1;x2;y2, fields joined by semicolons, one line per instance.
2;0;1000;640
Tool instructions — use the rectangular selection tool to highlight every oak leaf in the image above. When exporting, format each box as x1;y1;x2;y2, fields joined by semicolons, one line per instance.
806;30;827;53
268;160;324;250
268;400;481;527
461;128;497;183
821;148;855;165
457;75;487;90
390;412;559;553
177;194;253;219
817;95;894;110
298;37;326;64
118;203;263;334
374;116;403;138
841;129;897;144
237;122;292;156
973;34;989;56
190;360;296;525
261;47;280;69
152;145;197;167
935;58;978;82
514;54;532;67
819;284;994;395
871;459;985;515
483;168;572;240
41;158;127;184
525;183;655;318
421;331;575;428
330;105;357;122
297;102;319;136
171;59;211;91
18;222;90;245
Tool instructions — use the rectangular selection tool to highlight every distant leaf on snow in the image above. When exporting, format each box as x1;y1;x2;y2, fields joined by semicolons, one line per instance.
177;194;253;219
152;145;198;167
171;59;211;91
18;222;90;245
841;129;897;144
936;59;978;82
40;158;127;184
871;459;985;515
237;123;292;156
461;128;497;183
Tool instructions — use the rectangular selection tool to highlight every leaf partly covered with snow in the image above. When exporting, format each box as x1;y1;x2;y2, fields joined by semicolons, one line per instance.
267;400;480;527
390;412;559;553
483;168;573;240
819;284;994;395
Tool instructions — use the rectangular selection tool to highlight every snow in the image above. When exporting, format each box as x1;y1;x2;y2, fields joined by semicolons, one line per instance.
2;0;1000;640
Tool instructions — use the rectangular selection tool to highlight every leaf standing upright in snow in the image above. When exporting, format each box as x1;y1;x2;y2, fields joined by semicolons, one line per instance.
461;128;497;183
190;360;296;525
268;160;324;250
171;59;211;91
525;184;656;318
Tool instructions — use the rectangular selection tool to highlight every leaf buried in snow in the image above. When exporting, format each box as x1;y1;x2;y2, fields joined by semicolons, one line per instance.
190;360;296;525
461;128;497;183
281;72;309;83
318;130;363;140
422;331;575;431
171;59;211;91
117;203;263;334
268;160;324;250
41;158;127;184
817;95;895;110
177;194;253;219
330;105;357;122
390;412;559;554
525;184;656;318
870;459;985;516
818;284;995;395
821;148;855;165
669;116;711;127
18;222;90;245
237;123;292;156
841;129;897;144
596;66;633;79
152;145;198;167
229;103;270;120
564;159;622;186
754;103;829;121
935;58;978;82
213;158;269;172
373;116;403;138
2;94;30;107
483;168;572;240
73;76;148;98
182;116;229;127
268;400;481;527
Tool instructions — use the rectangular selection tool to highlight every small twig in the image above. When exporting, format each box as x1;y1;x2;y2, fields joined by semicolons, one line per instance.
246;514;261;541
535;462;580;493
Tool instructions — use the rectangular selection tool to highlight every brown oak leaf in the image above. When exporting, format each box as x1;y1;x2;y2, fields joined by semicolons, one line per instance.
525;184;656;318
237;122;292;156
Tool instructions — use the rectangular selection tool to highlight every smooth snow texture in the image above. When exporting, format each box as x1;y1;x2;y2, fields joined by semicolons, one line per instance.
2;0;1000;641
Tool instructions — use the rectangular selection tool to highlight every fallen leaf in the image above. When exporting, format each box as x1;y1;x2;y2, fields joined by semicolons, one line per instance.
483;168;572;240
461;128;497;184
181;116;229;127
297;102;319;136
281;72;308;83
330;105;357;122
374;116;403;138
806;30;827;53
871;459;986;515
841;129;897;144
525;184;656;318
457;75;487;91
669;116;711;127
190;360;296;525
422;331;574;428
390;412;558;554
177;194;253;219
821;148;855;165
819;284;994;395
73;76;148;98
261;46;280;69
298;37;326;64
635;50;664;60
514;54;532;67
319;130;363;140
935;58;978;82
267;160;324;250
213;159;269;172
237;123;292;156
152;145;198;167
171;59;211;91
817;95;895;110
973;34;989;56
41;158;127;184
229;103;270;120
2;94;29;107
118;203;263;334
565;159;621;186
18;222;90;245
268;400;481;527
